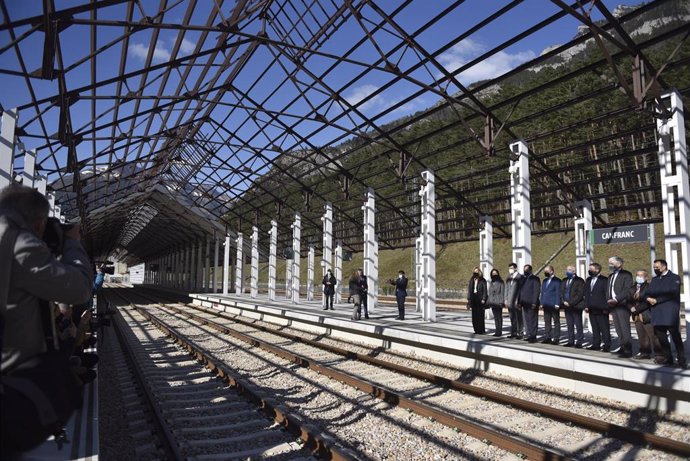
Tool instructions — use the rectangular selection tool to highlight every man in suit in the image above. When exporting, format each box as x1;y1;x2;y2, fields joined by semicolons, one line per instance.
390;270;408;320
517;264;540;343
607;256;634;358
539;265;562;344
322;269;336;310
585;262;610;351
504;262;524;339
646;259;686;368
466;266;488;334
560;264;585;348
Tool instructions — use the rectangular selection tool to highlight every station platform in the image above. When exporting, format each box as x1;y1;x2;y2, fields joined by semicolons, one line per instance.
184;291;690;415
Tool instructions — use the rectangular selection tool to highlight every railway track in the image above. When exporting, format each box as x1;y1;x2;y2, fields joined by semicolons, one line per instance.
106;290;344;460
107;286;690;460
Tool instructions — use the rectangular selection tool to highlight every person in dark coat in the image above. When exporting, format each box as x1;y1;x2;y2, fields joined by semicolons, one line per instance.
466;267;487;334
487;269;505;336
353;269;369;320
504;263;524;338
539;265;562;344
322;269;336;310
559;264;585;348
646;259;686;368
630;269;662;361
389;270;408;320
585;263;611;352
349;271;361;320
606;256;634;358
517;264;540;343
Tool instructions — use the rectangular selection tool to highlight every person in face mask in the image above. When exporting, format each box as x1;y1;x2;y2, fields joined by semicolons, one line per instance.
486;269;505;336
629;269;661;361
389;270;408;320
466;267;488;334
559;265;585;348
645;259;685;368
517;264;541;343
504;263;524;339
322;269;337;311
584;263;611;352
538;265;562;344
606;256;634;358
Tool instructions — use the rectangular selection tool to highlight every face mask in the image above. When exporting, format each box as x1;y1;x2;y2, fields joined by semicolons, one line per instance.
398;274;403;279
635;276;645;284
565;271;574;278
473;272;480;278
654;268;662;276
491;274;498;279
524;270;531;276
508;268;515;275
608;264;616;272
588;270;598;277
544;271;551;277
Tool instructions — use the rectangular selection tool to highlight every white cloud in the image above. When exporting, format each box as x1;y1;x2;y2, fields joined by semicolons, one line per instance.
343;84;383;111
180;38;196;55
128;41;171;62
438;38;536;85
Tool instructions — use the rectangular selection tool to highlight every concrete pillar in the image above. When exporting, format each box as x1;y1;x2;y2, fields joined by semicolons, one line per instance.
0;108;17;189
268;220;278;301
334;240;342;304
205;237;211;292
419;170;436;321
307;245;315;301
47;192;56;217
285;255;292;300
213;236;220;293
657;89;690;328
22;149;36;187
362;188;377;312
291;213;301;304
235;233;244;295
479;215;493;278
574;200;593;278
415;237;422;313
223;234;231;295
509;140;532;268
186;243;193;292
251;226;259;298
322;202;333;306
35;176;46;196
196;240;203;292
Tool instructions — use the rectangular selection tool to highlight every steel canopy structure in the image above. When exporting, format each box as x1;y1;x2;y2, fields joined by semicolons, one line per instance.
1;0;689;263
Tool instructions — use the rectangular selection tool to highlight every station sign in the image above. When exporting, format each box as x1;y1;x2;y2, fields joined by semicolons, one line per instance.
589;224;649;245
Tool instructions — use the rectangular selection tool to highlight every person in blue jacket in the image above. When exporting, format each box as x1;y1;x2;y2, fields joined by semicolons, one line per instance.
539;265;562;344
645;259;686;368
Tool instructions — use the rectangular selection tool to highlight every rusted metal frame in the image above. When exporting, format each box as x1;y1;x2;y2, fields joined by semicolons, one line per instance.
0;0;129;31
149;302;567;460
126;304;354;461
0;20;42;56
175;301;690;457
0;1;64;185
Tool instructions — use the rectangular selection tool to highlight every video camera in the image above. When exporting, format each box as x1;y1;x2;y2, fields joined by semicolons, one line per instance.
43;217;76;256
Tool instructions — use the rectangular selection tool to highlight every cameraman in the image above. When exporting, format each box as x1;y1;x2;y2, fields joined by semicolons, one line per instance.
0;184;92;372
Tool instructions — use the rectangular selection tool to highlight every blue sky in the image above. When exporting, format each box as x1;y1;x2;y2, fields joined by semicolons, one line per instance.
0;0;644;190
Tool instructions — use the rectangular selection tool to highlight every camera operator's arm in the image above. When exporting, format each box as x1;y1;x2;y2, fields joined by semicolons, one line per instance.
14;224;92;304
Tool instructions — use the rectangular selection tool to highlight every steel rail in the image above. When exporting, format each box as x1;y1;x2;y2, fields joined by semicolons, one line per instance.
108;297;185;461
124;292;569;460
135;289;690;459
108;289;354;461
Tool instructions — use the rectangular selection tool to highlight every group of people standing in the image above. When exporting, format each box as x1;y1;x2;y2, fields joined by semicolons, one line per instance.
467;257;686;368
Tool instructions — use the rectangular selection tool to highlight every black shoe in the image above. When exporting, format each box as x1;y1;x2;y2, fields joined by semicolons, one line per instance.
540;338;551;344
507;334;516;339
654;357;674;366
602;346;611;352
563;343;574;348
365;315;370;319
394;316;404;320
678;359;687;369
610;347;622;354
575;343;583;349
493;332;501;337
551;339;559;345
587;345;600;351
323;308;329;310
619;352;633;358
527;336;537;343
516;335;523;340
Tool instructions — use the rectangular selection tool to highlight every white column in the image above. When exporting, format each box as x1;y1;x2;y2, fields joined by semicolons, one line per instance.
196;240;203;292
0;108;17;189
419;170;436;321
177;248;183;288
291;213;301;304
213;236;220;293
415;237;422;313
205;237;211;292
22;149;36;187
657;89;690;327
285;255;293;300
223;234;231;295
35;176;46;196
268;220;278;301
479;215;493;278
47;192;56;217
307;245;315;301
334;240;343;304
235;233;244;295
186;244;193;292
574;200;593;278
251;226;259;298
362;188;377;312
509;140;532;269
322;202;333;307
